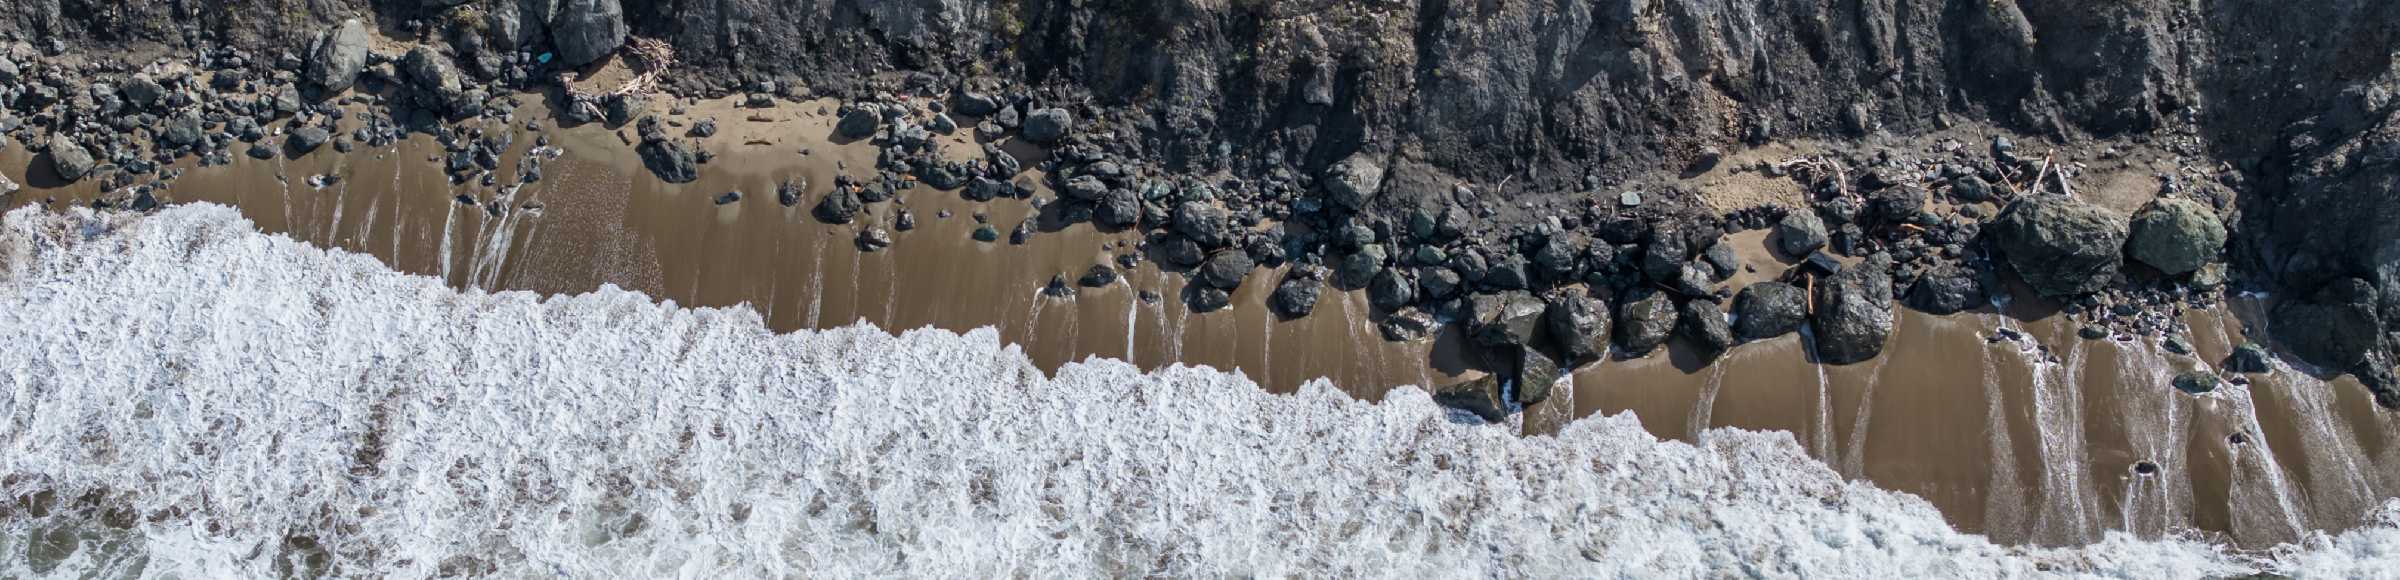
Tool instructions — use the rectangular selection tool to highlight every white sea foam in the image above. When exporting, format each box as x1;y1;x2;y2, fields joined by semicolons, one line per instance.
0;204;2393;578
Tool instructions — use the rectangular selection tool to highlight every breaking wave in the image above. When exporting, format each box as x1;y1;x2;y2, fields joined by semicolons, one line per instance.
0;204;2392;578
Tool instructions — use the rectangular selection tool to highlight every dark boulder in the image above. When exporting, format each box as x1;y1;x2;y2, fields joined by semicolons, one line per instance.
837;107;880;139
1195;250;1254;290
1187;286;1232;313
637;139;698;183
1543;288;1609;366
1270;275;1323;319
1905;265;1986;315
1515;347;1562;405
1022;108;1072;143
1469;291;1545;349
1731;281;1807;340
1368;268;1416;312
1079;264;1120;287
1810;254;1895;364
1095;189;1142;229
1776;211;1828;256
776;178;805;207
1678;300;1734;361
288;126;331;153
1322;154;1384;211
549;0;629;67
1336;245;1386;288
47;134;94;182
305;19;371;95
1615;290;1677;357
1434;375;1509;423
2225;343;2274;374
1991;197;2127;297
812;187;862;224
1157;234;1208;268
2272;278;2386;373
1173;201;1232;248
2125;197;2226;276
2172;370;2221;395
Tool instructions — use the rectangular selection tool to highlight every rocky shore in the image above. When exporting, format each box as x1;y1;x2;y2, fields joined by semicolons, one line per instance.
2;0;2396;418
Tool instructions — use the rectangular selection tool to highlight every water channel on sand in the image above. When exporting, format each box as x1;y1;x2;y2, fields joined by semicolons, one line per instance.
4;96;2392;549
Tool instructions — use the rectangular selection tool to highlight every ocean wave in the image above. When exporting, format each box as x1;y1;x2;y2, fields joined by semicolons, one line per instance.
0;204;2389;578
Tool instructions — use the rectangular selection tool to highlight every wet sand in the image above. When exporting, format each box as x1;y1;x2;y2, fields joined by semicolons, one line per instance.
4;95;2394;548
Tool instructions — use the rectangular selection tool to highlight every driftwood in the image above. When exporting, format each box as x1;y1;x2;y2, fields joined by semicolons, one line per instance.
557;37;677;100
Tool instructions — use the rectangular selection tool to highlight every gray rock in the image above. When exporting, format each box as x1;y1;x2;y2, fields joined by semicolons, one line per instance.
1187;286;1232;313
1337;245;1386;288
2126;197;2226;276
120;75;165;108
161;112;203;147
2226;343;2274;374
1731;281;1806;340
1811;253;1895;364
1434;375;1509;423
2272;278;2385;372
305;19;371;95
1322;154;1385;211
288;126;331;153
1195;250;1254;290
1368;268;1416;312
1157;235;1208;268
1905;265;1985;315
1991;197;2128;297
837;107;880;139
47;134;94;182
813;186;862;224
1677;300;1734;360
1022;107;1072;142
2172;370;2220;395
550;0;629;67
1543;288;1609;366
1469;291;1544;349
1776;211;1828;256
637;139;698;183
1173;201;1232;248
1271;275;1323;318
1616;291;1677;357
1416;265;1462;300
1515;347;1562;405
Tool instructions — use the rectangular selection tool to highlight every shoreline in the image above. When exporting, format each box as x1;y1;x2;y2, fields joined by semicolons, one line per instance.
0;202;2393;578
1;8;2396;552
5;116;2396;548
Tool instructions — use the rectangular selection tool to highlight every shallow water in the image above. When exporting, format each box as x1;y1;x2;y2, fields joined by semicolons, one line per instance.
1;204;2396;578
2;97;2395;551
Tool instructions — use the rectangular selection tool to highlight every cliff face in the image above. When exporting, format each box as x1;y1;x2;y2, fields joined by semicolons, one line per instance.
7;0;2399;395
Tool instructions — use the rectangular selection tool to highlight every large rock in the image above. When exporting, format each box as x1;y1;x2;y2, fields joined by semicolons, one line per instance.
1469;291;1544;349
1811;254;1895;364
1905;265;1987;315
47;134;94;182
1434;375;1509;423
1367;268;1415;312
1173;201;1232;248
1514;347;1561;405
1022;108;1072;142
637;139;698;183
1270;275;1322;319
1731;281;1807;340
1677;300;1734;360
305;19;371;95
1322;154;1384;211
1542;288;1609;365
812;186;862;224
1991;197;2127;297
2125;197;2226;275
1194;251;1253;290
1775;211;1828;256
550;0;629;67
1615;290;1677;357
2273;278;2386;373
